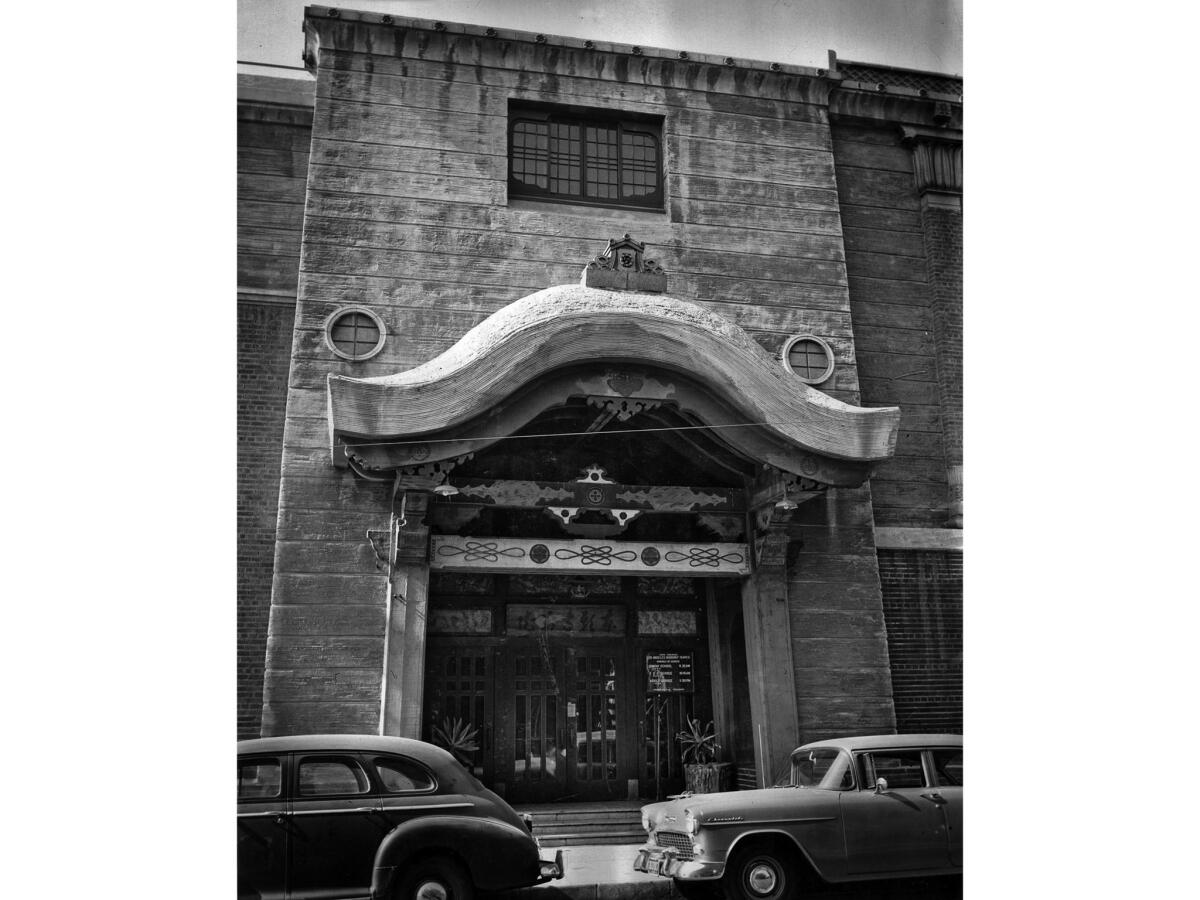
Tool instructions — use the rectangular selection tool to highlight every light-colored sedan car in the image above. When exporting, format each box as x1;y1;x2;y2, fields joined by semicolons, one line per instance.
634;734;962;900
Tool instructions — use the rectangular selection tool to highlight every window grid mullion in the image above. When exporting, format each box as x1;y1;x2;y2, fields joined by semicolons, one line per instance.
579;123;590;201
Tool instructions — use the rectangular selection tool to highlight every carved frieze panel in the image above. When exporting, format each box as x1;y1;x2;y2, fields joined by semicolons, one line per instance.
637;610;698;635
449;471;742;514
428;608;494;635
697;513;745;542
429;573;495;595
506;604;627;635
636;576;698;596
430;536;750;576
508;574;622;596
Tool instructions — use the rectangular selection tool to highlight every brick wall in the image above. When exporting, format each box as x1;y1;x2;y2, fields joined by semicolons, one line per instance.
920;201;963;478
237;104;309;739
832;121;949;529
237;301;296;738
876;549;962;733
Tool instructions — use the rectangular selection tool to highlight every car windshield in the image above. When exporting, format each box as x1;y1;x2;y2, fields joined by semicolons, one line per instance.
773;748;848;789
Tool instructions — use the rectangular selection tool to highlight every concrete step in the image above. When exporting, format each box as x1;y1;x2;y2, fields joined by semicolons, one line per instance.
515;801;647;848
538;829;647;847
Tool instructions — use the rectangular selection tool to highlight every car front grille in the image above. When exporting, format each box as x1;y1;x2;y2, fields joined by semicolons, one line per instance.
654;830;694;861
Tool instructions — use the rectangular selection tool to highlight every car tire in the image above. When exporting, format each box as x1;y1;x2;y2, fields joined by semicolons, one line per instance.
393;857;475;900
723;846;797;900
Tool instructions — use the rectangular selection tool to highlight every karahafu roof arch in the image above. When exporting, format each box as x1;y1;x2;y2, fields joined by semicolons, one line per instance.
327;285;900;487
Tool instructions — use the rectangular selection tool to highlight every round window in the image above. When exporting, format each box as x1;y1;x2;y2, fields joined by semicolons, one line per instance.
781;334;834;384
324;307;386;361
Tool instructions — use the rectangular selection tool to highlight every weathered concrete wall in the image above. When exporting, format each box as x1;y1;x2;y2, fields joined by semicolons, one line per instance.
261;10;925;737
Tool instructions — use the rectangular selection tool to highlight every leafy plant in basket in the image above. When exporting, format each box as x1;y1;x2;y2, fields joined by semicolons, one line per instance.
678;717;719;764
432;716;480;766
677;718;734;793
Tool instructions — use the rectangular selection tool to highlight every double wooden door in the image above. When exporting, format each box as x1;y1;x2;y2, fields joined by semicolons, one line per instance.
425;639;635;803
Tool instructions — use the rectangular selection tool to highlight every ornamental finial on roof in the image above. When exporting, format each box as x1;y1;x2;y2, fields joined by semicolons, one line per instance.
581;234;667;292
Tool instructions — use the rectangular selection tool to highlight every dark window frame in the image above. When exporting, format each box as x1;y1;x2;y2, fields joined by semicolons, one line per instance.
508;104;665;211
855;749;932;791
930;748;962;787
238;756;284;801
293;754;373;798
370;755;439;795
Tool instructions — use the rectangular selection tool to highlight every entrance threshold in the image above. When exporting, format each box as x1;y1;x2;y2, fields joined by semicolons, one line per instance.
514;800;647;848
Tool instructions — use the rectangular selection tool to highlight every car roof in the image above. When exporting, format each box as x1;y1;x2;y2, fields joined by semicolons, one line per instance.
238;733;450;760
796;734;962;753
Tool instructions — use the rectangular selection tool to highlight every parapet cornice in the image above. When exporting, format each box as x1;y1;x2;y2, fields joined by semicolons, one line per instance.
303;5;832;85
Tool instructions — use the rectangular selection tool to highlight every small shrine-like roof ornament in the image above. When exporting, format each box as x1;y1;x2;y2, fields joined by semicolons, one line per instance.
582;234;666;292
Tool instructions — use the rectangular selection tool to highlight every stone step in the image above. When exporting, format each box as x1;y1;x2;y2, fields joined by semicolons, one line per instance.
537;829;647;847
515;802;647;848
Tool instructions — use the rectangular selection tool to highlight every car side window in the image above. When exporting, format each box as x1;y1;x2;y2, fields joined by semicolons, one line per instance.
374;757;437;793
860;750;927;790
296;756;371;796
238;759;282;800
932;749;963;786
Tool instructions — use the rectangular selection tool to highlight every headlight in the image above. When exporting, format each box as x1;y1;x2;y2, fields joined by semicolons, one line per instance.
641;813;651;833
684;813;700;835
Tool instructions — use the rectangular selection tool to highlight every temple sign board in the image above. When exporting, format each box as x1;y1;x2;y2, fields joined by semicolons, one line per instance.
646;651;694;693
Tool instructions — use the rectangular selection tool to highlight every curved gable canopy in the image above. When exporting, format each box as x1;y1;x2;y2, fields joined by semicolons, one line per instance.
328;285;900;487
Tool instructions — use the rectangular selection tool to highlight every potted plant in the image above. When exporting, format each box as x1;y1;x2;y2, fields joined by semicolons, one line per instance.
432;716;480;767
677;717;734;793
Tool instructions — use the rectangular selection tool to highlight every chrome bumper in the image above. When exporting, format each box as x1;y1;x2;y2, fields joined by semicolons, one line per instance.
534;848;565;883
633;846;724;880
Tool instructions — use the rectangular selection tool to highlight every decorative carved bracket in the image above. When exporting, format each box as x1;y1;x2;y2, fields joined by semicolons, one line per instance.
749;467;827;569
900;125;963;196
393;456;472;491
393;490;432;566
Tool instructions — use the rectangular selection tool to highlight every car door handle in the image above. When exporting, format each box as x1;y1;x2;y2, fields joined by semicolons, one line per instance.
920;792;947;805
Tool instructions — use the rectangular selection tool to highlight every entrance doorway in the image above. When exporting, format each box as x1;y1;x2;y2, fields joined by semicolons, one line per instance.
422;575;711;802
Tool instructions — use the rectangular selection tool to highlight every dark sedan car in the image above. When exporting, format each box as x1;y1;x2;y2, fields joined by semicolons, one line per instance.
238;734;564;900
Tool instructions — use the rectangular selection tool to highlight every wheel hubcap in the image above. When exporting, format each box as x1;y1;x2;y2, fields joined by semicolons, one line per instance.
414;880;449;900
747;862;778;895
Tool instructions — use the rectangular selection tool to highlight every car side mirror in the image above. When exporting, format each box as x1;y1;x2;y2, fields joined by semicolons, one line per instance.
873;777;888;794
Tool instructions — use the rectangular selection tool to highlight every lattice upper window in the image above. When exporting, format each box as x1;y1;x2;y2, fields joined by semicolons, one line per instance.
509;105;663;210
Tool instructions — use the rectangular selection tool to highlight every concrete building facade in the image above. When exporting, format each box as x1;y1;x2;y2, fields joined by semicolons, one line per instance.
237;5;962;803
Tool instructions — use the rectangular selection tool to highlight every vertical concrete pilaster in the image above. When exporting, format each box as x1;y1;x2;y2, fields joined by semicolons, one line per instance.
741;565;800;786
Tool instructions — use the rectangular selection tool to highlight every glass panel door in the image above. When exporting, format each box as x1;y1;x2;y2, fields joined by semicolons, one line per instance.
643;692;694;800
423;647;493;784
507;647;566;802
568;650;623;799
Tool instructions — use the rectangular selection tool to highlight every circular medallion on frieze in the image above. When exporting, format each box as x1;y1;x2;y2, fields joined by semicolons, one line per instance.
530;544;550;564
586;487;605;505
641;547;661;567
409;444;430;461
799;454;818;476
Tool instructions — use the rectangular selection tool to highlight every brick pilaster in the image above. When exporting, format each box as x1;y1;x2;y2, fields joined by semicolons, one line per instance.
902;127;963;528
